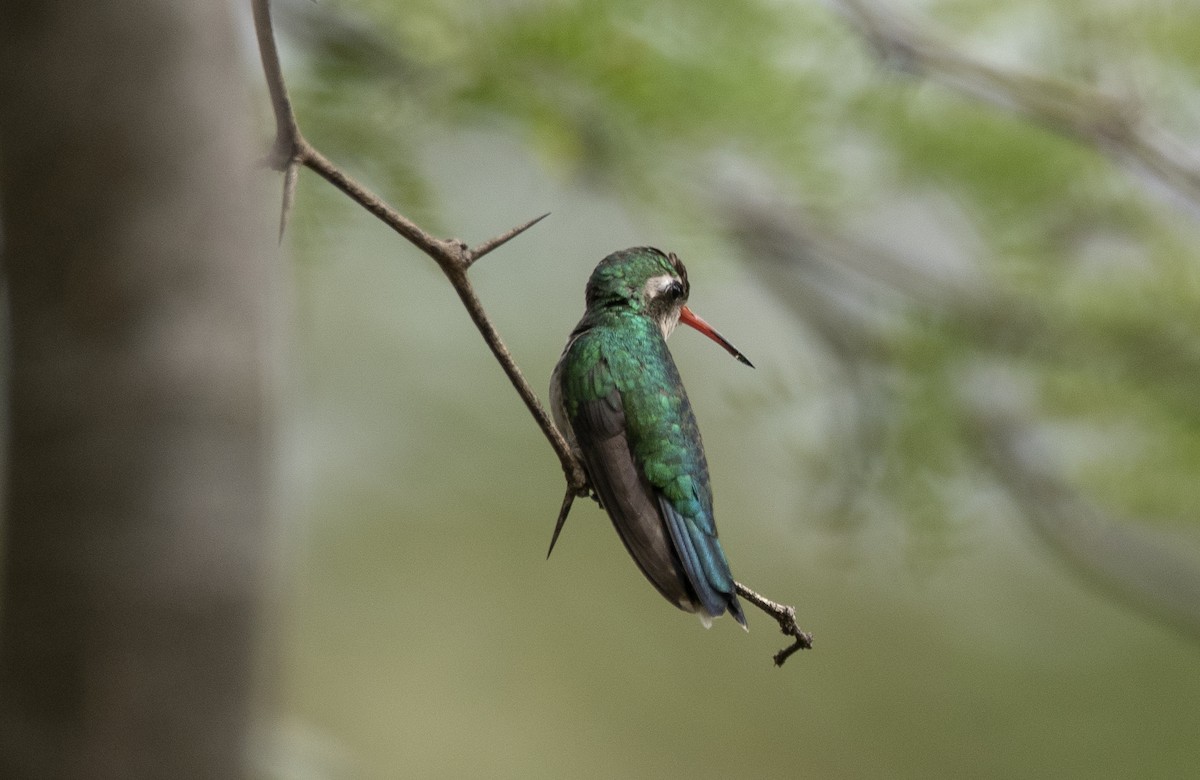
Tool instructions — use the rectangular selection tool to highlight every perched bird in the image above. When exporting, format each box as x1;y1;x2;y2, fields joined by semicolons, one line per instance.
550;247;752;628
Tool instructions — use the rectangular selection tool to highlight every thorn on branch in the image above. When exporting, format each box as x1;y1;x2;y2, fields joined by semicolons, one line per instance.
468;212;552;266
734;580;813;667
546;489;575;559
278;159;301;242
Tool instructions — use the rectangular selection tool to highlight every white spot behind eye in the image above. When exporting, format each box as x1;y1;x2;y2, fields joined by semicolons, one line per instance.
644;274;678;298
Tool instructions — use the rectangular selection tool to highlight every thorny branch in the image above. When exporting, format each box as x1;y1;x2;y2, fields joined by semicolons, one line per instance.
250;0;810;665
250;0;582;497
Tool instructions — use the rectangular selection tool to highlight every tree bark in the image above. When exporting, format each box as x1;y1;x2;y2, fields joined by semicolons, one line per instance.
0;1;271;777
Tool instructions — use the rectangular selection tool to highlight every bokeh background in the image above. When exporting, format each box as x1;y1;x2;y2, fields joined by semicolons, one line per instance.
263;0;1200;776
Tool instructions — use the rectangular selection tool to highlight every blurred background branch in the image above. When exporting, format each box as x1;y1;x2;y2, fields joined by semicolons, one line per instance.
832;0;1200;214
967;370;1200;642
721;182;1200;642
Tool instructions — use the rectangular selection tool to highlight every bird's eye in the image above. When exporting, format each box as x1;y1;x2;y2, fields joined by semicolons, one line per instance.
665;281;684;300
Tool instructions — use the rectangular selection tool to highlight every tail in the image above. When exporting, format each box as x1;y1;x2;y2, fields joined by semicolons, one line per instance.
659;496;747;630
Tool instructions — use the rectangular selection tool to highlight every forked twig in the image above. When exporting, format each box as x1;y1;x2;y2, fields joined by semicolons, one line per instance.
736;581;813;666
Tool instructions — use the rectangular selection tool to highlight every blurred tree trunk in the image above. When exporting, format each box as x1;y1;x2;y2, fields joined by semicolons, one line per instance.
0;1;271;777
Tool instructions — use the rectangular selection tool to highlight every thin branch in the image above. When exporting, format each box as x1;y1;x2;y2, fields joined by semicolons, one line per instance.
441;266;586;491
251;0;299;171
250;0;806;665
300;141;452;260
735;581;814;667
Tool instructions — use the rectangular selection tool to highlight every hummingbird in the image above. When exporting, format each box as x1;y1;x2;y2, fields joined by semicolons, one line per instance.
549;247;753;628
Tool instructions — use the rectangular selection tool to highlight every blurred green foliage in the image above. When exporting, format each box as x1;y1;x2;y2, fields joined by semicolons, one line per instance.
272;0;1200;777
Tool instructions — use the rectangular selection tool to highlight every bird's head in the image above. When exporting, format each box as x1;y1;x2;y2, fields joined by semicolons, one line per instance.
585;247;753;367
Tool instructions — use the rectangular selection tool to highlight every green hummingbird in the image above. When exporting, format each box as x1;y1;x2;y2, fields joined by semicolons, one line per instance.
549;247;752;628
